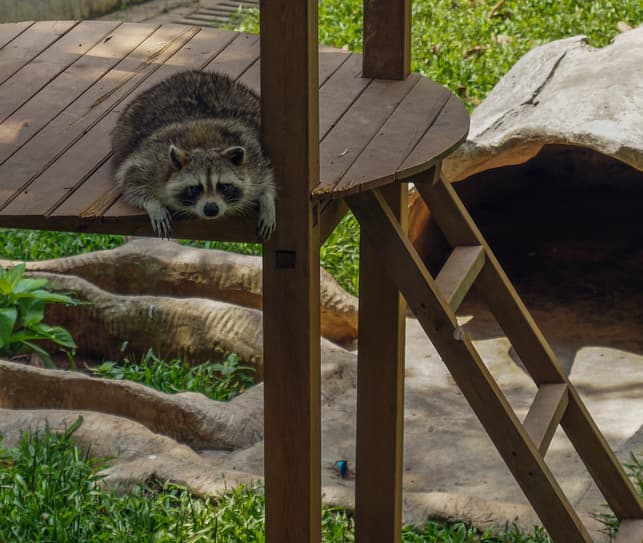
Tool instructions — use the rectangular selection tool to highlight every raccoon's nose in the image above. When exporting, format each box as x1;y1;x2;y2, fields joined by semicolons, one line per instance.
203;202;219;217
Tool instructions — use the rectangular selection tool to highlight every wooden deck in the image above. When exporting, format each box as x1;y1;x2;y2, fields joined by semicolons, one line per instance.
0;20;467;241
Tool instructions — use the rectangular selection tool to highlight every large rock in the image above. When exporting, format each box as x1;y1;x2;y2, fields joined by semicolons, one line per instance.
0;238;358;344
34;271;266;372
442;26;643;183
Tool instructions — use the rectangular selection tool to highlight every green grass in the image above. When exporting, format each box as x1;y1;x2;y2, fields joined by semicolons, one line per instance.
0;228;125;261
232;0;641;109
91;349;255;402
0;422;554;542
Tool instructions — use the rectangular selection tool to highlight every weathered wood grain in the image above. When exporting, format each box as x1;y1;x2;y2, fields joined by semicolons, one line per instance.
0;21;77;84
0;20;120;122
363;0;410;80
260;0;322;541
0;21;34;49
355;183;407;543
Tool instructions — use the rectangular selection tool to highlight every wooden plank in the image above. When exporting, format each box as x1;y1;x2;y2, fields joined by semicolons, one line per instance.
0;21;34;49
362;0;411;80
0;21;121;123
318;53;370;140
523;383;568;456
237;46;350;96
315;73;418;197
346;188;592;542
0;23;158;164
414;176;567;385
397;94;469;180
0;208;258;242
204;32;258;80
235;59;260;93
318;46;353;85
260;1;322;542
614;519;643;543
334;77;451;195
434;245;485;311
563;387;643;520
355;183;406;543
0;24;201;209
0;21;78;85
50;161;124;219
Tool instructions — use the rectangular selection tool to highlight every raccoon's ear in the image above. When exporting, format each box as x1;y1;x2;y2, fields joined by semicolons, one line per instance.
221;146;247;167
169;145;188;170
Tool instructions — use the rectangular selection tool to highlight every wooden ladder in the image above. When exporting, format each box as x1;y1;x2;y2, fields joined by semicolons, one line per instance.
346;165;643;543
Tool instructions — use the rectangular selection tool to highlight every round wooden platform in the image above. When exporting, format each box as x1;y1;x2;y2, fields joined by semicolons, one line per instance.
0;21;468;240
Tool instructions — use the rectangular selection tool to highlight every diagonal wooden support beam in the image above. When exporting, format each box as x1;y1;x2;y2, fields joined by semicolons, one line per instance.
347;188;592;542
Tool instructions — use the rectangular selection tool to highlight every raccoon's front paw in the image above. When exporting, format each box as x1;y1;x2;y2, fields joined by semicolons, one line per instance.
257;206;276;241
145;202;173;240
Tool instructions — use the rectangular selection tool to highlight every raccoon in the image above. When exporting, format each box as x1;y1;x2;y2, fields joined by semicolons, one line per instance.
111;70;276;240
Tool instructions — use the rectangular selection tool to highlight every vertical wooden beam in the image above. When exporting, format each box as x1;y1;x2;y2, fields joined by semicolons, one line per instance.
260;1;321;543
355;183;407;543
363;0;411;79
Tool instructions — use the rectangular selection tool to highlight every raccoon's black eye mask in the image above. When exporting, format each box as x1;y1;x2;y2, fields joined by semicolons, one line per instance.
179;185;203;206
218;182;242;203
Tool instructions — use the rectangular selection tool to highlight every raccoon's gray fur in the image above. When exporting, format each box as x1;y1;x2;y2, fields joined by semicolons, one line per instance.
111;70;275;240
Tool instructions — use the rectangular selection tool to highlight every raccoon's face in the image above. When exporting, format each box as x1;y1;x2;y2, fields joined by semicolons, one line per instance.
164;145;249;220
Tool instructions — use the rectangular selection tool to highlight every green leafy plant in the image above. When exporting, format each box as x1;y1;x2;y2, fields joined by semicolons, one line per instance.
92;349;255;401
0;264;78;368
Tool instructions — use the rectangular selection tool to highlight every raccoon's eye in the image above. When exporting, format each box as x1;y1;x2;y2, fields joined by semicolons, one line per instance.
179;185;203;205
184;186;203;199
218;183;242;203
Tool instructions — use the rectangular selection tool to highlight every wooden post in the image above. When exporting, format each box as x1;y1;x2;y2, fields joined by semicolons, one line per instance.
260;1;321;543
355;183;407;543
363;0;411;79
357;4;410;539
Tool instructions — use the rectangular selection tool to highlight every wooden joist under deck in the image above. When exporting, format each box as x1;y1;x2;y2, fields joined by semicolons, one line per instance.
0;21;468;240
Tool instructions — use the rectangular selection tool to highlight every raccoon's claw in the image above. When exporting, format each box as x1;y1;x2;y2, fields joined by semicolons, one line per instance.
257;197;276;241
257;213;276;241
146;204;173;240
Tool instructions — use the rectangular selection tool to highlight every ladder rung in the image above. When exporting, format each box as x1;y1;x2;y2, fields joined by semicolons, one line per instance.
434;245;485;311
614;519;643;543
523;383;568;455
